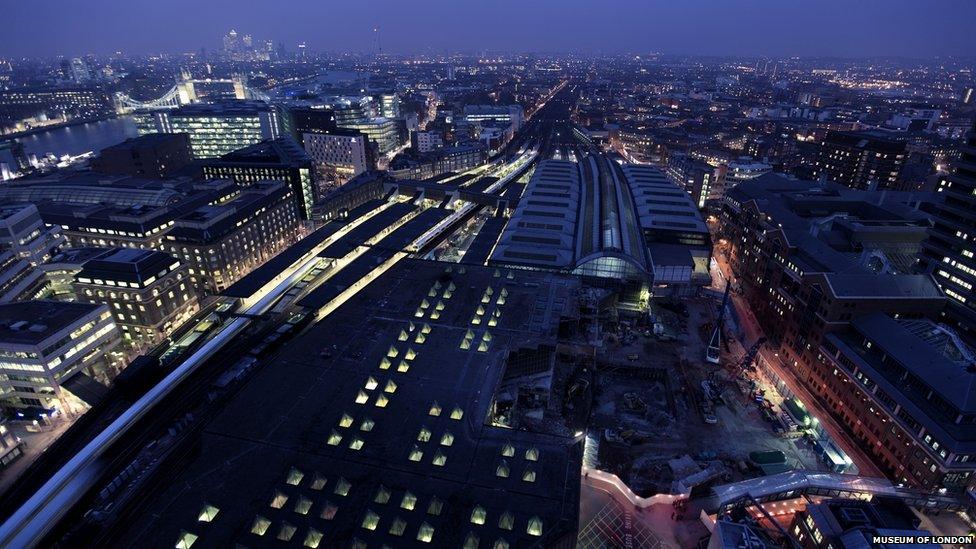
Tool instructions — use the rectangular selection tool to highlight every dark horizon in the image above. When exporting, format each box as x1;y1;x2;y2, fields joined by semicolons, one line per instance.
3;0;976;60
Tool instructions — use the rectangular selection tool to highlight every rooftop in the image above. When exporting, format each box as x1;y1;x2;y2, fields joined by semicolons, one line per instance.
828;313;976;451
212;137;312;168
0;300;104;346
77;248;180;286
727;173;938;278
114;259;582;547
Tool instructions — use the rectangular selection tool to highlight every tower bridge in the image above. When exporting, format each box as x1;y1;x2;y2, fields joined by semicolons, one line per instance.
115;73;270;112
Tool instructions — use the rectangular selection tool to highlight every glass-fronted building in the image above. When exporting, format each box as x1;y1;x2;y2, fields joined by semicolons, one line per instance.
134;101;282;159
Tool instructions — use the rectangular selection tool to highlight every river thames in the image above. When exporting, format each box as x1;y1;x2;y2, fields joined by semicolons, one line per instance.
15;117;138;158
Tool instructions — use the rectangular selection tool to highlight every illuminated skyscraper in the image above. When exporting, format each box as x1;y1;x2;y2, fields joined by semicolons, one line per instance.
920;121;976;341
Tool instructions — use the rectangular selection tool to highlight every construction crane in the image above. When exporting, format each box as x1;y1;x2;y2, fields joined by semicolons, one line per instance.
705;284;731;364
738;337;767;373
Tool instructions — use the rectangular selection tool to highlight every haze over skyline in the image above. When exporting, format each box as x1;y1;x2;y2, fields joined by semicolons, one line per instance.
3;0;976;59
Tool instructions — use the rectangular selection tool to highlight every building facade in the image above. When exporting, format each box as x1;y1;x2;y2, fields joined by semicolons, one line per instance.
91;133;193;179
721;175;958;490
920;121;976;343
73;249;199;351
135;101;282;159
200;137;317;219
0;300;122;412
813;131;907;191
303;131;373;184
163;182;304;294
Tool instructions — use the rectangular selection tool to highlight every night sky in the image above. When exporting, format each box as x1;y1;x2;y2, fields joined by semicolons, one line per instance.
2;0;975;58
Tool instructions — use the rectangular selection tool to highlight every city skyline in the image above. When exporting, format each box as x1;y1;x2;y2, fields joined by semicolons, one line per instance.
2;3;976;547
3;0;976;59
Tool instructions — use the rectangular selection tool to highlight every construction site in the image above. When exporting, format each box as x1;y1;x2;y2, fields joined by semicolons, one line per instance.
543;285;838;499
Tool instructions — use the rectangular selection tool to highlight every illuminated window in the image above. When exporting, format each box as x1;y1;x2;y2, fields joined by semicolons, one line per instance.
527;516;543;536
389;517;407;536
496;460;510;478
525;447;539;461
375;485;391;504
365;376;378;390
417;522;435;543
251;516;271;536
427;497;444;516
277;523;296;541
355;390;369;404
334;477;351;496
327;430;342;446
450;407;464;420
349;437;364;451
463;533;480;549
320;502;338;520
375;394;389;408
501;443;515;457
417;427;432;442
471;505;487;525
361;510;380;530
440;432;454;446
360;417;374;432
498;511;514;530
429;402;442;416
175;531;197;548
303;528;324;548
286;467;304;485
432;449;447;466
401;491;417;510
409;445;424;461
384;380;397;393
197;503;219;522
310;473;327;491
522;468;536;483
294;496;312;515
339;414;354;428
270;491;288;509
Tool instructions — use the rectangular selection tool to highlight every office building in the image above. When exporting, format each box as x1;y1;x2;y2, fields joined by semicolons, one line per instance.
90;133;193;179
0;251;47;303
38;247;110;300
200;137;317;219
790;497;934;548
813;131;907;191
412;130;444;153
720;159;771;197
0;300;122;412
0;86;113;128
463;105;524;132
67;58;92;84
377;92;400;119
389;144;487;180
816;314;976;492
0;203;65;266
721;175;955;489
920;121;976;342
42;201;178;251
73;249;199;350
666;152;717;208
0;171;206;209
0;423;23;471
163;182;304;294
286;106;338;146
303;130;373;184
135;101;282;159
618;127;665;164
339;117;404;155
